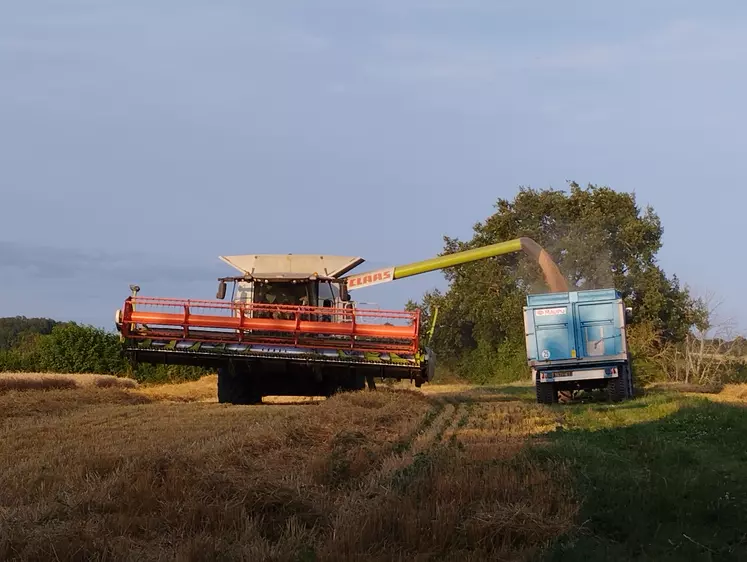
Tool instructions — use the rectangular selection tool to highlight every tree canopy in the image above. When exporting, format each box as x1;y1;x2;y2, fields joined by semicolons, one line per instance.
0;316;59;350
408;182;707;382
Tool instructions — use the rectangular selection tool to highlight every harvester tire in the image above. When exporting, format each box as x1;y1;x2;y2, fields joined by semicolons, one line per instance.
323;380;342;398
536;382;557;404
217;367;262;405
348;372;366;392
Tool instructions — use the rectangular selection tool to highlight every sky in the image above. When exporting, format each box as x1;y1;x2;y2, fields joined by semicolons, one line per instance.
1;1;746;334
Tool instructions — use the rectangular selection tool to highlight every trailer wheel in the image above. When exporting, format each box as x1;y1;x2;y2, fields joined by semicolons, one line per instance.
217;366;262;405
606;372;627;403
626;363;635;398
536;382;557;404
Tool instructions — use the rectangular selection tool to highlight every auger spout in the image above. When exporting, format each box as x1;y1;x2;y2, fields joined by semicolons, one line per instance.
344;237;568;293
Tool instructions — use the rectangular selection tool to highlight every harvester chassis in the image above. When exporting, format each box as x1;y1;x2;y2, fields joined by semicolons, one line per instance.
215;362;370;405
126;345;425;403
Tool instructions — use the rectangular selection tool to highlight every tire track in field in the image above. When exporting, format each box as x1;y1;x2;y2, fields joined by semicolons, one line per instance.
360;395;477;497
441;399;474;444
354;397;451;493
410;401;454;454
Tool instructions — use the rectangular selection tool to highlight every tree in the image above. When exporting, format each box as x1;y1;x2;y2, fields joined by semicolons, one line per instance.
409;182;706;382
0;316;58;350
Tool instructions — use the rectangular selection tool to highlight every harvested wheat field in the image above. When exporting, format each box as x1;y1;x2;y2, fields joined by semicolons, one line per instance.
0;372;139;393
2;375;747;561
0;374;576;562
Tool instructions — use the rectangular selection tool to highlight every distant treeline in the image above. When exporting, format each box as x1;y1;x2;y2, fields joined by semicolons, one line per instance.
721;337;747;356
0;317;59;350
0;317;208;383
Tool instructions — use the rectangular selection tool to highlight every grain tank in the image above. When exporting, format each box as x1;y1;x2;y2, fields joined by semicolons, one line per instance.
523;288;634;404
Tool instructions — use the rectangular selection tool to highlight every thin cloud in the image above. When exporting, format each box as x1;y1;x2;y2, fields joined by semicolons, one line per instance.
535;20;747;70
366;19;747;84
0;241;220;284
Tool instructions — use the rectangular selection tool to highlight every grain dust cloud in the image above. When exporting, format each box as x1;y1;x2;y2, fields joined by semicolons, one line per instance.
519;237;569;293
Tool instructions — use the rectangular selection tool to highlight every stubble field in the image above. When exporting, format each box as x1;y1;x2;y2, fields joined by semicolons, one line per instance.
1;373;747;561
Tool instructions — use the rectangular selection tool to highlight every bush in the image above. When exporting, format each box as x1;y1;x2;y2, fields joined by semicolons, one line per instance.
0;332;44;372
731;364;747;384
37;323;127;375
0;321;209;385
430;365;467;385
626;322;667;386
457;339;529;385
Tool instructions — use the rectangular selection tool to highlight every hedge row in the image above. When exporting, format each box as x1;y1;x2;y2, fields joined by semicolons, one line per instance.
0;321;208;384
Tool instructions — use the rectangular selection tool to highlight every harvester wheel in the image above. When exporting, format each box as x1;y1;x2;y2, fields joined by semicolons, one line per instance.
536;382;557;404
217;367;262;405
349;372;366;392
323;380;342;398
558;390;574;404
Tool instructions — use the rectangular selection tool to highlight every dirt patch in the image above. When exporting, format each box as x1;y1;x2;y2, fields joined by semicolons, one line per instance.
138;374;218;402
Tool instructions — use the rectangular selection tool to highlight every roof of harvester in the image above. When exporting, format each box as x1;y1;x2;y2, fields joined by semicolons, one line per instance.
219;254;365;280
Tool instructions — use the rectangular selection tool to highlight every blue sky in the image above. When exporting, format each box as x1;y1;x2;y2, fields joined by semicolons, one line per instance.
1;1;746;334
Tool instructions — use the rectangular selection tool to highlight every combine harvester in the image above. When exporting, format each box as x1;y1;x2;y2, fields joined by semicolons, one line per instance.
115;237;634;404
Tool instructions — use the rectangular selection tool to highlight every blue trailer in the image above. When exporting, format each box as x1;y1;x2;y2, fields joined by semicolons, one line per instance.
523;288;634;404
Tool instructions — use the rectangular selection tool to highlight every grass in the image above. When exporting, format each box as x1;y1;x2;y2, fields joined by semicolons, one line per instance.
0;374;746;560
535;386;747;561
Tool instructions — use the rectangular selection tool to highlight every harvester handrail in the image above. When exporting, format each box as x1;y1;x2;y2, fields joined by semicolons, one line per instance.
120;296;420;355
125;296;417;319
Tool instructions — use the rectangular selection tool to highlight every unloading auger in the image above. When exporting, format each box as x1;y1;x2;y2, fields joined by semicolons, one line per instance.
343;237;568;293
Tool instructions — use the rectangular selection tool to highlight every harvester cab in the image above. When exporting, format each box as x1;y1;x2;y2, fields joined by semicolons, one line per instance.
214;254;361;322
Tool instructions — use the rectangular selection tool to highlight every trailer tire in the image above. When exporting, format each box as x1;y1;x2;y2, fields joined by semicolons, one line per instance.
606;373;627;403
625;363;635;398
217;367;262;405
536;381;557;404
